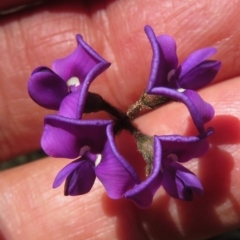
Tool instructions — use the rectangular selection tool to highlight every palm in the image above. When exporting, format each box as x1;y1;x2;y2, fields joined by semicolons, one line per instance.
0;0;240;239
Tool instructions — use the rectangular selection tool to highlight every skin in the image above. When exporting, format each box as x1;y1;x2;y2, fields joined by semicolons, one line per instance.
0;0;240;239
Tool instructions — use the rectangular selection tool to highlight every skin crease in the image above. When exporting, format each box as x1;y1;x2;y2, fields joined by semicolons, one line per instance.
0;0;240;239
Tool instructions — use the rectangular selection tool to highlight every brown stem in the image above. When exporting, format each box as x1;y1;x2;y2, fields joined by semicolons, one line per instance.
126;91;171;119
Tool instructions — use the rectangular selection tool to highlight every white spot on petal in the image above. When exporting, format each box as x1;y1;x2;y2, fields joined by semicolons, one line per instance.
177;88;186;93
66;77;80;88
95;154;102;167
167;69;176;81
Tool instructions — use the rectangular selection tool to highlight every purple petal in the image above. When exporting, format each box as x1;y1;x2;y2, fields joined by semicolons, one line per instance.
58;91;80;118
183;89;214;124
144;25;169;90
53;35;110;83
53;159;83;188
175;163;203;196
58;85;103;120
41;114;112;158
53;157;96;196
28;67;68;110
157;133;210;163
176;47;217;80
64;161;96;196
156;35;178;70
52;35;110;118
95;125;140;199
125;137;162;208
149;87;214;134
162;161;203;200
178;60;221;90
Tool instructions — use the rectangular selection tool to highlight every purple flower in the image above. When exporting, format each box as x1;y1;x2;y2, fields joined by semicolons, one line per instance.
27;27;217;208
42;115;140;198
28;35;110;119
29;34;140;198
125;128;213;208
144;25;221;133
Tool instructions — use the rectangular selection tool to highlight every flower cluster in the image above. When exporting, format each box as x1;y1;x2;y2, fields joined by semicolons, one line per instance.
28;25;220;208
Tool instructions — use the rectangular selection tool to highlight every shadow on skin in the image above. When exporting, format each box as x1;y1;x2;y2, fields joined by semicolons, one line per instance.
115;130;146;179
101;188;186;239
175;146;235;239
207;115;240;145
101;114;240;240
172;114;240;237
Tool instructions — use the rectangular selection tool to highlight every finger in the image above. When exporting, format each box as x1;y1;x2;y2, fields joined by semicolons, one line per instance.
0;76;240;240
0;0;240;160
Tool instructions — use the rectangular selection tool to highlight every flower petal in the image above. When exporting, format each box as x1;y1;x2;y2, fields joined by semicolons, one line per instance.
52;35;110;118
178;60;221;90
156;34;178;70
183;89;214;124
28;67;68;109
175;163;203;196
162;161;203;200
65;161;96;196
157;132;210;163
53;35;110;83
176;47;217;80
53;158;83;188
95;125;140;199
149;87;214;133
125;137;162;208
58;91;80;118
41;114;112;158
53;157;96;196
144;25;169;90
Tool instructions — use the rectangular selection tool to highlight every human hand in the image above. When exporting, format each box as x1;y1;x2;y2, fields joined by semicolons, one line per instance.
0;0;240;239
